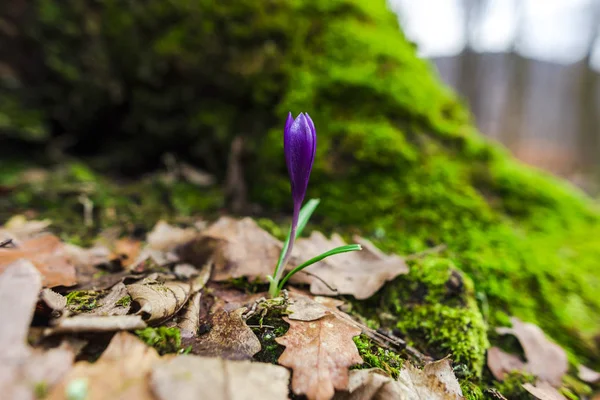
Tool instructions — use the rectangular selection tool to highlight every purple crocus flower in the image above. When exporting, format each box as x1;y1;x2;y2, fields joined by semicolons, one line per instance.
279;112;316;270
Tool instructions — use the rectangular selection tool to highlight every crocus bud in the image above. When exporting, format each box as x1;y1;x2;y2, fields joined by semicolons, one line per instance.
275;112;317;280
284;112;316;212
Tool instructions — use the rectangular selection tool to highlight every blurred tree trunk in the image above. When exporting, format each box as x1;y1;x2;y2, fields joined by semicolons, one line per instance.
577;3;600;174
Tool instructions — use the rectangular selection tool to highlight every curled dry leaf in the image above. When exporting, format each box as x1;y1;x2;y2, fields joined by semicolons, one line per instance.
127;276;191;323
193;217;282;282
290;233;408;299
147;220;199;252
0;234;77;288
151;355;290;400
276;314;363;400
177;292;202;337
522;381;567;400
187;308;261;360
578;364;600;383
496;317;568;387
487;346;526;381
48;332;159;400
39;288;67;314
0;261;74;399
336;359;464;400
49;315;147;333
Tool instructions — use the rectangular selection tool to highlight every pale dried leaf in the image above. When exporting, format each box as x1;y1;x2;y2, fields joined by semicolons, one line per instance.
151;355;290;400
0;216;51;242
496;318;568;386
290;233;408;299
127;278;191;323
63;244;111;269
522;382;567;400
188;308;261;360
0;235;77;288
130;247;180;272
0;261;74;399
147;220;199;252
336;359;464;400
276;314;363;400
49;315;147;333
48;332;159;400
40;288;67;313
487;346;526;381
178;292;201;337
578;365;600;383
180;162;215;187
200;217;282;282
174;263;198;279
88;282;130;316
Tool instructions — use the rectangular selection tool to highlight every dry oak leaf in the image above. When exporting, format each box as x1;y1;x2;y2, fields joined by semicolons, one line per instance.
48;332;159;400
0;234;77;287
335;359;464;400
522;381;567;400
486;346;526;381
496;317;568;387
192;217;282;282
87;282;131;316
289;233;408;299
287;291;344;322
276;314;363;400
0;260;74;400
151;355;290;400
187;308;261;360
126;275;191;323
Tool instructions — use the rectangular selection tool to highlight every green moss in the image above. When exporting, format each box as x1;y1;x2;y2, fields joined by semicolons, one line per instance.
66;290;100;312
460;380;484;400
135;327;181;355
116;295;132;307
492;371;536;400
353;256;489;378
352;335;404;378
33;380;49;399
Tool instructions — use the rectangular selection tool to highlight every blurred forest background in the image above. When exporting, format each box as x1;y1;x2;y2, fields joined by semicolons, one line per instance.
393;0;600;195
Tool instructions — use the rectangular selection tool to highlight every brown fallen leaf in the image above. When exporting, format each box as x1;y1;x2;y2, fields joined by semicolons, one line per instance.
487;346;526;381
335;359;464;400
0;260;74;399
48;332;159;400
127;275;191;323
151;355;290;400
276;314;363;400
194;217;282;282
578;364;600;383
0;235;77;287
147;220;199;252
523;381;567;400
49;315;147;333
187;308;261;360
496;317;568;387
39;288;67;316
113;237;142;267
289;233;408;299
88;282;131;316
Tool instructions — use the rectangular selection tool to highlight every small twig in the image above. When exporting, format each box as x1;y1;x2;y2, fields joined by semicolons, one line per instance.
224;136;247;213
296;270;338;293
0;239;14;248
78;194;94;227
247;325;275;329
405;244;447;260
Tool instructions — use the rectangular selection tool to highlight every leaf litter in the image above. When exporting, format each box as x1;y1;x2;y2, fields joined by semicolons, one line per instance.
0;215;476;400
